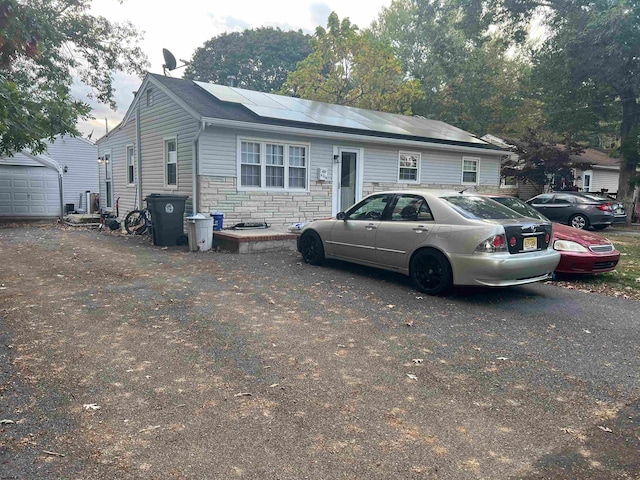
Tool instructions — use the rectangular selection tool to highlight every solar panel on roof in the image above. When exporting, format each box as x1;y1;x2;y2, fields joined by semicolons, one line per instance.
194;81;487;145
195;82;257;105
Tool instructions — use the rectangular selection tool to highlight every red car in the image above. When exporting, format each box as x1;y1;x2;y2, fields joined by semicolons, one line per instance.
488;195;620;274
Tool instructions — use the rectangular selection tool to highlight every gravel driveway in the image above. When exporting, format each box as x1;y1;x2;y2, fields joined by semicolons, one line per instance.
1;224;639;479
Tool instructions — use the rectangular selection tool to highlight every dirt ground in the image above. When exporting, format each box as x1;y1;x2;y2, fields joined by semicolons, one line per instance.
1;223;639;479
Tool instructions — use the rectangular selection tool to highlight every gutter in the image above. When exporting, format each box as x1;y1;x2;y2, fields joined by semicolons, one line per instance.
201;117;506;157
192;121;205;215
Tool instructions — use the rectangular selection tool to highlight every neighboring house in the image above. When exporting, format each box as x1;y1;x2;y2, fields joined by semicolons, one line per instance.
0;135;99;218
96;73;506;226
570;148;640;198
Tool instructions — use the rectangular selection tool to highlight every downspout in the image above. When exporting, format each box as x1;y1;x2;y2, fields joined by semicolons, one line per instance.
136;106;143;209
192;120;205;215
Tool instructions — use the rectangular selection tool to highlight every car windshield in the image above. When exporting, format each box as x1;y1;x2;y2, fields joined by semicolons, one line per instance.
443;196;526;220
490;196;549;221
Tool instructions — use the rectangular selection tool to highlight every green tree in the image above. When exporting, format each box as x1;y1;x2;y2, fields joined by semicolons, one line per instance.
372;0;539;137
447;0;640;222
0;0;148;157
280;12;422;114
184;28;312;93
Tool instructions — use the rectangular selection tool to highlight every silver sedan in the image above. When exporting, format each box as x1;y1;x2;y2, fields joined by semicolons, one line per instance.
298;190;561;295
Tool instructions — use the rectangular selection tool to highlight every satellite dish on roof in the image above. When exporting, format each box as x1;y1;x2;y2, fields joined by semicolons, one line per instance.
162;48;190;75
163;48;177;72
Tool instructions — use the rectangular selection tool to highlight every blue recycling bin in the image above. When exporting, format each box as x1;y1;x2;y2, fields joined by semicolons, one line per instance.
211;211;224;231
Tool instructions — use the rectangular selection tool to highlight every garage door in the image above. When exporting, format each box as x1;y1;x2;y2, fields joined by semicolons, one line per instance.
0;165;61;217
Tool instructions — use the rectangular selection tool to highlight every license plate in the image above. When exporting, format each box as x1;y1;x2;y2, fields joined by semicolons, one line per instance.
523;237;537;251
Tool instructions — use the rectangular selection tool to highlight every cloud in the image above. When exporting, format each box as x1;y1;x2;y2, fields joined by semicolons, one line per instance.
224;16;252;31
310;3;332;27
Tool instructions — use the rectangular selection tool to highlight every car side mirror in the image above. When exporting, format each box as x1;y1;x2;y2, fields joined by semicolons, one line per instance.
336;212;347;220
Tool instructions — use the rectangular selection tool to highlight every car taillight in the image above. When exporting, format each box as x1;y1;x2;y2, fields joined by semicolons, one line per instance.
545;233;550;243
597;203;612;211
475;234;508;253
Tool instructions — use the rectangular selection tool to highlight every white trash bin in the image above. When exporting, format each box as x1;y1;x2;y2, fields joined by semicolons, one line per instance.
187;214;214;252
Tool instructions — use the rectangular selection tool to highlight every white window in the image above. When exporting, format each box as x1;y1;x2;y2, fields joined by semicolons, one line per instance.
398;151;420;183
238;138;309;191
165;138;177;186
462;157;479;184
104;152;112;209
126;145;135;185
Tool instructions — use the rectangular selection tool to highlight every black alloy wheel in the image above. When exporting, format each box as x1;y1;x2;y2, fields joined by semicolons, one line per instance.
299;231;325;265
410;249;452;295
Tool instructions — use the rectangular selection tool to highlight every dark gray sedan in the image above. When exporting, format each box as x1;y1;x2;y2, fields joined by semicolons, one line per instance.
526;192;614;230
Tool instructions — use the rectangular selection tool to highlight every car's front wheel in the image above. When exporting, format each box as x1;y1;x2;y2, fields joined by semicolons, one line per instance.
410;249;452;295
299;231;325;265
569;213;589;230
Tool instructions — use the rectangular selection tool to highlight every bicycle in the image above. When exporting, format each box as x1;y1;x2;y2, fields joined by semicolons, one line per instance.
124;207;152;235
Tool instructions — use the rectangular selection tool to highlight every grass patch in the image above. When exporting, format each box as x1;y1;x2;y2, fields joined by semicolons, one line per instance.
552;229;640;300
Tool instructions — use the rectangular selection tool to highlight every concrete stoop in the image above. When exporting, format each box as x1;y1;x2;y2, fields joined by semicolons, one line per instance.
212;228;298;254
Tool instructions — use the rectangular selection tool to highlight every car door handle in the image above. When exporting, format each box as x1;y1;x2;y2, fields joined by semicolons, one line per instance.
365;224;377;230
412;226;429;233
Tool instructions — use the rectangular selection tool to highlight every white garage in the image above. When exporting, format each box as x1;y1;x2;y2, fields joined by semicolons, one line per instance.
0;164;62;217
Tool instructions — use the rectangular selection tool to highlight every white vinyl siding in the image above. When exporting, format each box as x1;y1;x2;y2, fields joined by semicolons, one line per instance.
237;137;309;191
398;151;420;183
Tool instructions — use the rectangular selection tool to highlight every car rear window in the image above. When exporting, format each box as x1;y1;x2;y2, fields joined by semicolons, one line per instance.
443;196;525;220
491;197;548;220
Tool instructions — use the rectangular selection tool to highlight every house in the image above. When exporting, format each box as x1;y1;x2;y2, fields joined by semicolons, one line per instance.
0;135;99;218
570;148;640;198
96;73;507;227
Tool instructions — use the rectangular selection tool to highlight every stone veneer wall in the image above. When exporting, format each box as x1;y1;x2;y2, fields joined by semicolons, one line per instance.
198;176;504;226
198;176;333;227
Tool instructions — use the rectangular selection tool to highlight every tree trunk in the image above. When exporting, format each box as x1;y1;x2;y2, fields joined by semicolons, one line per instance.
617;95;640;225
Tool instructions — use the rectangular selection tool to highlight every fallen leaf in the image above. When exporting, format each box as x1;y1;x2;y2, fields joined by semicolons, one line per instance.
496;357;508;361
387;304;395;309
598;425;612;433
583;329;591;334
0;419;15;424
405;320;414;327
406;373;418;380
83;404;100;411
234;392;252;397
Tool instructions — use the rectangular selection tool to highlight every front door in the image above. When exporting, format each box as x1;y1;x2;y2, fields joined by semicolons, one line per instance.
340;150;357;212
332;147;363;215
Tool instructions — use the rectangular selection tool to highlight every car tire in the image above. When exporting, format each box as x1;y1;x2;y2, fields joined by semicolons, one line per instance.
593;225;608;230
569;214;589;230
410;249;452;295
299;230;325;266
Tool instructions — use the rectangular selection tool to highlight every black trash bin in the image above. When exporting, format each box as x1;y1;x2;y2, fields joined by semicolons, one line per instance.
145;194;188;246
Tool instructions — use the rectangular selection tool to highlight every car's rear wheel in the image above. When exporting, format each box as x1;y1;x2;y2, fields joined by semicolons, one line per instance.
299;231;325;265
569;213;589;230
410;249;452;295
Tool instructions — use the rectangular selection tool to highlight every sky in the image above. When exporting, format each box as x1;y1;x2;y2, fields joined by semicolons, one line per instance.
76;0;393;137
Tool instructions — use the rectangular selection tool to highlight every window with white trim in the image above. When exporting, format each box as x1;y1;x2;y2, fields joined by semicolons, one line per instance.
462;157;479;184
165;138;177;186
398;151;420;183
126;145;135;185
239;139;308;190
104;152;112;208
146;88;154;107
